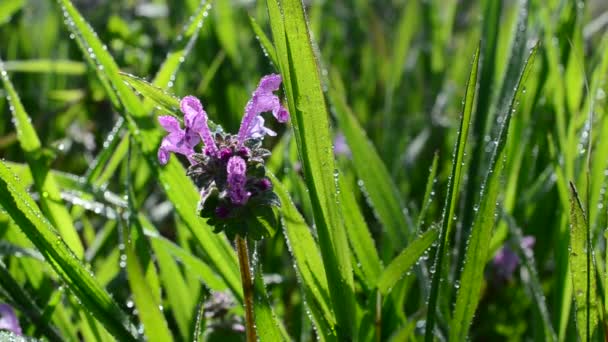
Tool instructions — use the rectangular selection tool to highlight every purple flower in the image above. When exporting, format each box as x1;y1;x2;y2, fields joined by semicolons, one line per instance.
237;74;289;144
227;156;250;205
157;96;216;165
333;132;351;157
492;236;535;280
0;304;22;336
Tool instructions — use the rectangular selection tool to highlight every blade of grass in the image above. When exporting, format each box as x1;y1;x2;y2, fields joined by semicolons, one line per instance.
450;44;537;341
424;45;480;341
58;0;241;301
0;161;137;341
268;1;357;338
2;59;85;74
269;173;336;338
377;228;439;294
330;72;410;254
568;182;600;341
1;61;84;258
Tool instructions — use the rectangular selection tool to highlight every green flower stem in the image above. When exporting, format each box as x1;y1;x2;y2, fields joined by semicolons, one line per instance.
236;234;256;342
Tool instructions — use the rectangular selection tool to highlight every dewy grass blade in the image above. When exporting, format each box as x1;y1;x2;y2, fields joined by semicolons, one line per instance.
249;16;279;67
119;73;181;114
2;59;86;74
330;79;410;253
377;228;439;294
450;44;537;341
568;182;600;341
338;172;382;289
0;161;137;341
58;0;241;299
0;61;84;258
268;0;356;339
270;173;336;337
424;46;480;341
417;153;439;231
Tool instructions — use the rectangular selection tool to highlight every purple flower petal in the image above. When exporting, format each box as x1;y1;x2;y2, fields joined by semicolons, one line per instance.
493;247;520;279
237;74;289;144
181;96;217;155
333;132;351;157
226;156;250;205
0;304;22;336
247;116;277;140
158;115;181;132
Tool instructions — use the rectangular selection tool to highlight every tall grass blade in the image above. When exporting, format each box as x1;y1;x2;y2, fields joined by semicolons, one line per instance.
450;44;537;341
568;182;599;341
0;61;84;257
0;161;137;341
424;46;480;341
267;0;356;338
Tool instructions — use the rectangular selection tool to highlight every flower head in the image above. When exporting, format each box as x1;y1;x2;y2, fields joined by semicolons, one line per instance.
492;236;535;280
157;74;288;240
0;304;22;336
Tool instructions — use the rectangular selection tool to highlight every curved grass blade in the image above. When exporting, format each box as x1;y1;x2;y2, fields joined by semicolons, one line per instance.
142;0;212;113
424;46;480;341
0;161;137;341
338;173;382;289
0;260;63;342
450;44;537;341
119;73;180;114
1;60;85;74
252;247;289;341
330;79;410;254
269;173;336;337
568;182;599;341
249;16;279;66
417;152;439;231
0;61;84;258
58;0;241;300
377;228;439;294
0;0;24;24
268;1;356;338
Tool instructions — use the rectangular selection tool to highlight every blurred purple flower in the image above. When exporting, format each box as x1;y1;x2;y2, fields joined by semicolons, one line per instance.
333;132;351;157
0;304;22;335
492;236;535;279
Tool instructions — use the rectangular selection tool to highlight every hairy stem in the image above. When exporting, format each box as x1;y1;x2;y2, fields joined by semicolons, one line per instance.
236;234;256;342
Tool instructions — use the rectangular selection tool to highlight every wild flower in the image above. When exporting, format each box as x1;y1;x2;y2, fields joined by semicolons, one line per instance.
157;74;288;240
492;236;535;280
0;304;22;336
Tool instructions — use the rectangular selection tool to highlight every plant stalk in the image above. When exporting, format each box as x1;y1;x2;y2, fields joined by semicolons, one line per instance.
236;234;256;342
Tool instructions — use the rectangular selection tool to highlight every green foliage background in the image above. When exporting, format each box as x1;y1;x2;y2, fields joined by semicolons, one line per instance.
0;0;607;341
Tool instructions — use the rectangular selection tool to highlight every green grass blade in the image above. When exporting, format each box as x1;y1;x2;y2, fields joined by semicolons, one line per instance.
270;173;336;337
142;0;213;113
417;152;439;230
1;59;85;74
424;46;480;341
124;227;173;342
253;250;289;341
249;16;279;67
58;0;241;301
0;260;63;342
338;172;382;288
119;73;180;114
450;44;537;341
1;62;84;258
330;78;409;253
0;161;137;341
268;0;356;338
0;0;24;24
568;182;599;341
377;228;439;294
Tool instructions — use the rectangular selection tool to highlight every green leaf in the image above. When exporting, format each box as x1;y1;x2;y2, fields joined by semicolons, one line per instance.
0;0;24;25
568;182;600;341
0;61;84;258
377;228;439;294
0;161;137;341
249;16;279;67
424;45;480;342
269;173;336;337
267;0;356;338
119;72;181;115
